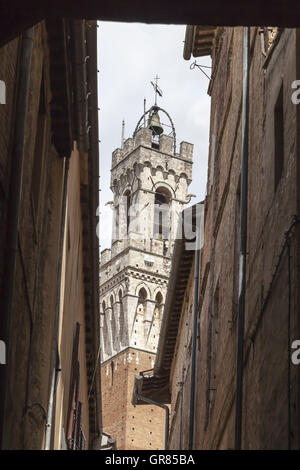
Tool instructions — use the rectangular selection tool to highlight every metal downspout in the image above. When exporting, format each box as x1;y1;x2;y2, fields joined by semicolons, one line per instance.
0;28;34;449
188;234;201;449
133;390;169;450
45;156;70;450
235;26;250;451
85;19;103;446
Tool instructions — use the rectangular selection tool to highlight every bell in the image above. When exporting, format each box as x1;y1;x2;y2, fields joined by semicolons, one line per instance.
149;111;163;136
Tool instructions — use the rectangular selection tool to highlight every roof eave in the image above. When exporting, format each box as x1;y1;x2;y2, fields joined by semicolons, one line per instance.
183;25;217;59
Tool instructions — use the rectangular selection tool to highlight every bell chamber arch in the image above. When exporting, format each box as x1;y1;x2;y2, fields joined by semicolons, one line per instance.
133;105;177;154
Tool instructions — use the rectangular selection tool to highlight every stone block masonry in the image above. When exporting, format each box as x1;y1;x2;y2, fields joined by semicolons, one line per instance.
100;115;194;449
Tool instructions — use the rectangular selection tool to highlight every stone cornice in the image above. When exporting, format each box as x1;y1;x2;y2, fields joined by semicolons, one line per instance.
100;265;169;294
100;245;171;270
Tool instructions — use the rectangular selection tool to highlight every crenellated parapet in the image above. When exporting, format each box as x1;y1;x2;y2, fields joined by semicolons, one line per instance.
110;130;193;195
179;141;193;161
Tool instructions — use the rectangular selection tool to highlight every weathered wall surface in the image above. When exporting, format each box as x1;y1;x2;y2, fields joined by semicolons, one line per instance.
0;36;20;293
52;149;91;449
101;348;165;450
0;20;100;450
192;27;300;449
242;27;299;450
0;23;65;449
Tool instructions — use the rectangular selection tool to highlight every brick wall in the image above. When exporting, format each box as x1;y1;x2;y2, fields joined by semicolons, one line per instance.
191;26;300;449
101;348;165;450
1;23;66;449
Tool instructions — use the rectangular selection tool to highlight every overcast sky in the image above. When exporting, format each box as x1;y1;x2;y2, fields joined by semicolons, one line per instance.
97;22;211;250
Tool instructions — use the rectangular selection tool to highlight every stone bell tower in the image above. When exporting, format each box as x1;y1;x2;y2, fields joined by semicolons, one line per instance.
100;102;193;450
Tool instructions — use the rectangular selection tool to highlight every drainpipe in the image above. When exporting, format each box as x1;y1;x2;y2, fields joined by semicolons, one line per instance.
0;27;34;449
133;388;169;450
235;26;250;451
188;234;200;449
45;156;70;450
85;19;103;446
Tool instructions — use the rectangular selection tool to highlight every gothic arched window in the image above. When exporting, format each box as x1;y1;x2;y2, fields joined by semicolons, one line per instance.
154;187;171;240
137;288;147;315
155;292;163;318
102;301;111;356
118;290;125;346
110;295;118;351
124;190;131;234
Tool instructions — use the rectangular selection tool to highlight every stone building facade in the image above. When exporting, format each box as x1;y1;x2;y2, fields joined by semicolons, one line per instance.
100;119;193;449
134;26;300;450
193;25;300;450
0;19;101;449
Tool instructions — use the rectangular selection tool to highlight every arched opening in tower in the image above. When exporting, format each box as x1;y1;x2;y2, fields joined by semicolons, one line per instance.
124;189;131;235
154;187;171;240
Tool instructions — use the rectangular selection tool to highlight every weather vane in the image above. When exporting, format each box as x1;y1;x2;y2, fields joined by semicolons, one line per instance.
150;75;163;106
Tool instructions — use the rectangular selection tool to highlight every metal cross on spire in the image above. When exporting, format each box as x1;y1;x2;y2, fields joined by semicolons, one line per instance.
151;75;163;106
